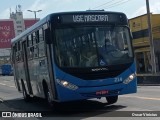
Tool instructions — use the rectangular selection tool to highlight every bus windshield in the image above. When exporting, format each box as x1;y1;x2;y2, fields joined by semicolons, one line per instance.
55;26;133;68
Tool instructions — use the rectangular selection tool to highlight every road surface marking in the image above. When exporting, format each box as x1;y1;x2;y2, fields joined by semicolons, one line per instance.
3;81;9;82
0;83;6;86
0;82;16;88
9;86;16;88
122;95;160;101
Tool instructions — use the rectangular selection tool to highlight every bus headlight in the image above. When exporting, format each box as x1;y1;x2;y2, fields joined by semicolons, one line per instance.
123;73;136;84
56;79;78;90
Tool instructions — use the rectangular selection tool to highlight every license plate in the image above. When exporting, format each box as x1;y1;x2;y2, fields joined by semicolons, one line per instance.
96;90;109;95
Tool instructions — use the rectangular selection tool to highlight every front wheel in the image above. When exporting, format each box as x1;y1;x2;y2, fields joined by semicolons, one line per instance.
44;86;57;110
106;95;118;104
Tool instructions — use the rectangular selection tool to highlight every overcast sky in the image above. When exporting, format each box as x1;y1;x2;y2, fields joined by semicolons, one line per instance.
0;0;159;19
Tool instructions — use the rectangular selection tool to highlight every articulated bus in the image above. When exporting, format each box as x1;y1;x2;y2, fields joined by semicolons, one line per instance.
11;11;137;107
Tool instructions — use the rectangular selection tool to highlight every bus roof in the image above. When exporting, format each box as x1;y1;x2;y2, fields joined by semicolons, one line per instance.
11;11;127;44
11;16;48;44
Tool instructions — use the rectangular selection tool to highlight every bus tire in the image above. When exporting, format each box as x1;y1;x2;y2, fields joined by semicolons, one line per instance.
106;95;118;104
22;82;31;102
43;82;56;109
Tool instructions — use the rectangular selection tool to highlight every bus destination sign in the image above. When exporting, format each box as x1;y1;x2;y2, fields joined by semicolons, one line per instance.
60;13;126;24
73;15;108;22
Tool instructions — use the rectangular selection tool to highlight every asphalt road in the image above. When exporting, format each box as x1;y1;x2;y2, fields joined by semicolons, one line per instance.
0;76;160;120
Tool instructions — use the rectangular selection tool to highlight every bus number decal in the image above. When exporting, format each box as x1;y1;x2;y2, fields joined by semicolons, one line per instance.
114;77;122;83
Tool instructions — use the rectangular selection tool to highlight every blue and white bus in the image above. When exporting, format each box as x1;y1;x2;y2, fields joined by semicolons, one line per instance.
11;11;137;107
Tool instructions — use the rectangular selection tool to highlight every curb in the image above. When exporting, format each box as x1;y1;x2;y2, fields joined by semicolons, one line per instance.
138;84;160;86
137;75;160;85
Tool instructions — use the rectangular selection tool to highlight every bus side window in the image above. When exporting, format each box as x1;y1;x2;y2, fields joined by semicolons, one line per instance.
29;47;34;60
17;41;21;62
15;43;19;62
33;32;36;45
39;28;44;42
38;42;45;57
28;34;33;46
12;45;16;64
44;28;51;44
28;34;34;60
34;45;38;58
18;41;23;61
27;36;29;59
32;32;39;58
20;41;24;62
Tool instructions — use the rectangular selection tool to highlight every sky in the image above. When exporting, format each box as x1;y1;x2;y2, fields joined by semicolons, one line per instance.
0;0;160;20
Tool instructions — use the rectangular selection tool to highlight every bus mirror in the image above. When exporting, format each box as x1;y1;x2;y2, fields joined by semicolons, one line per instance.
45;28;52;44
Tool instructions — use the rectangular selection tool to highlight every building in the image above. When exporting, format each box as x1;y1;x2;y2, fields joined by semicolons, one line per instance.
0;5;39;65
129;13;160;73
10;5;39;36
0;19;15;64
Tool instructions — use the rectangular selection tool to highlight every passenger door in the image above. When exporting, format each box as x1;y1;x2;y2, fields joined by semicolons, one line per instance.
22;41;33;95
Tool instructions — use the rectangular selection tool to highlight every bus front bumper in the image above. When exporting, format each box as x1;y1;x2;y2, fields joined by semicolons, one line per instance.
56;79;137;102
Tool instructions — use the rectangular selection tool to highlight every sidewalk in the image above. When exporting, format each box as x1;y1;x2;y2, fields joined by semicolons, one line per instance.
137;72;160;86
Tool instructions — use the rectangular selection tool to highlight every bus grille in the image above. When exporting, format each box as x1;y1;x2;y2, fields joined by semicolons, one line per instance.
61;63;131;80
72;70;122;80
